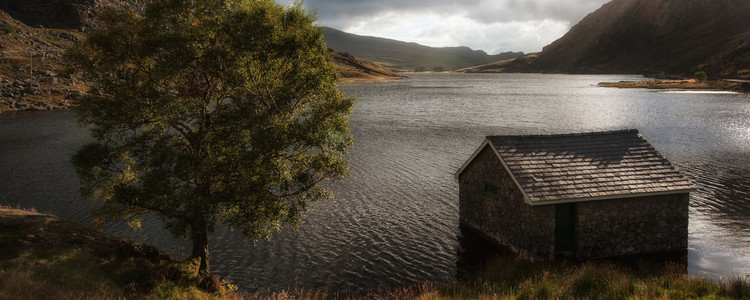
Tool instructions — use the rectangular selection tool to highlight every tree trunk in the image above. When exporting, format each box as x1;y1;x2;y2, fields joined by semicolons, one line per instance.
191;220;210;274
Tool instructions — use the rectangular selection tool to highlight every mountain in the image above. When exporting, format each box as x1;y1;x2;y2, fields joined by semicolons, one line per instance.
323;27;523;71
462;0;750;77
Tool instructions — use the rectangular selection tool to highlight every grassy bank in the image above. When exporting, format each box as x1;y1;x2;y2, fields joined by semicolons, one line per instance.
414;256;750;299
0;207;239;299
2;207;749;299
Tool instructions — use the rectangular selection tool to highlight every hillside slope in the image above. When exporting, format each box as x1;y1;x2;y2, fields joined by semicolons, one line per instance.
463;0;750;77
0;0;143;31
324;27;523;71
329;49;406;83
0;11;86;112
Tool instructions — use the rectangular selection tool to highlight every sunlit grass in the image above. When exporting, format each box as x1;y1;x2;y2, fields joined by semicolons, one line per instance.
431;256;750;299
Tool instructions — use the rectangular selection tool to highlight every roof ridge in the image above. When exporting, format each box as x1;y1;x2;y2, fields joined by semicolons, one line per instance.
487;129;639;139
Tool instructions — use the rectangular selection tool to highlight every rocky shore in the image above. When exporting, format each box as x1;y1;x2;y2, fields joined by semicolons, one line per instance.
0;77;83;111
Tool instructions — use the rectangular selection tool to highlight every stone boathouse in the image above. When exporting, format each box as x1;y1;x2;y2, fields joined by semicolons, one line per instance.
456;129;696;261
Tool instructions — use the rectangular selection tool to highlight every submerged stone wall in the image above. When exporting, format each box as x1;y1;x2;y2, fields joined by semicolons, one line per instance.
458;145;555;261
575;193;689;258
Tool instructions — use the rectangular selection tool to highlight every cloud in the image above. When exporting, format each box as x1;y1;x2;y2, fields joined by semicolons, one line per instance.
276;0;610;53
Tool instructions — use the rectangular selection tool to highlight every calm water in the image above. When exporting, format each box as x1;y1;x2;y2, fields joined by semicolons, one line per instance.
1;73;749;294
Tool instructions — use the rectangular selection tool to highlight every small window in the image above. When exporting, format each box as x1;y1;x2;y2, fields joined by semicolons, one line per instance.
484;182;499;198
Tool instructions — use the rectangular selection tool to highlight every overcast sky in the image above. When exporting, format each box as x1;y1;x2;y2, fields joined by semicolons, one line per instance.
275;0;611;54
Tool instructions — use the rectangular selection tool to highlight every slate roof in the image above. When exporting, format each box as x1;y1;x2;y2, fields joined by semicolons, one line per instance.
484;129;696;204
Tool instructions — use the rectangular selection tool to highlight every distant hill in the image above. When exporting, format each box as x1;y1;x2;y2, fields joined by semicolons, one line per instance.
462;0;750;78
323;27;523;71
328;49;406;83
456;53;542;73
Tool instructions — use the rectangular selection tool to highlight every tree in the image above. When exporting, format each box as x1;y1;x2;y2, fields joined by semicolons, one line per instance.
65;0;353;274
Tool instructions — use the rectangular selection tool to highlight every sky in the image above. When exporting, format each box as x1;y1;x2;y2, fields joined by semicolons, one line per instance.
275;0;611;54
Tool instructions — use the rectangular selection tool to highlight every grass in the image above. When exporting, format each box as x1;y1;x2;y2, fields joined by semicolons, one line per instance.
0;240;238;300
429;256;750;299
0;208;240;299
2;207;749;299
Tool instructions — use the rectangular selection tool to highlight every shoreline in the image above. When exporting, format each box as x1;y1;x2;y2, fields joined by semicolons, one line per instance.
0;75;407;114
598;78;749;92
2;208;748;299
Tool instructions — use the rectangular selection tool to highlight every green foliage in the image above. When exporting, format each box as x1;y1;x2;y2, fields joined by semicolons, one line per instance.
694;70;708;82
65;0;353;273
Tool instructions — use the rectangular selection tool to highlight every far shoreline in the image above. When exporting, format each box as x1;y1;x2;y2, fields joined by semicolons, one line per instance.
598;78;750;93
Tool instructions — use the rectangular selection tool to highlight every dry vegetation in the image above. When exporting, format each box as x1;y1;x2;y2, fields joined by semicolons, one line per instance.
429;256;750;299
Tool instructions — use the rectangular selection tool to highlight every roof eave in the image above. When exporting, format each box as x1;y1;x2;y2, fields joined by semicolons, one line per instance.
527;188;698;206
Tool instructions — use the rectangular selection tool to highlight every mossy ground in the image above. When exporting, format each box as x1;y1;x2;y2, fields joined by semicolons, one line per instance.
0;208;239;299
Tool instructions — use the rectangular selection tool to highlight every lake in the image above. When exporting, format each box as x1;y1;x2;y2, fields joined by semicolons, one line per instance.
1;73;749;294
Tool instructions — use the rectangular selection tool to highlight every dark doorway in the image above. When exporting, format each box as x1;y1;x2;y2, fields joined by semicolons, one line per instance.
555;203;576;254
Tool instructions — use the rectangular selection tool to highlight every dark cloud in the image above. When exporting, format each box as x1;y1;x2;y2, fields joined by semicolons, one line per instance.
302;0;474;18
299;0;607;25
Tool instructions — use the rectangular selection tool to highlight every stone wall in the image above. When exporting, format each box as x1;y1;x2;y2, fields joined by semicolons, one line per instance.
575;193;689;258
458;145;555;261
